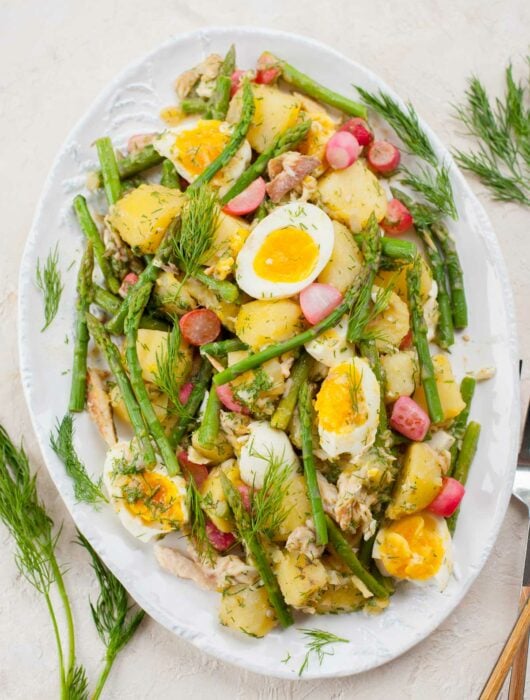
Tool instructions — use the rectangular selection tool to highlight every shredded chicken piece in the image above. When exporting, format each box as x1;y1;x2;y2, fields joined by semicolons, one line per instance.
286;521;324;561
335;470;377;537
86;368;117;447
266;152;320;203
467;366;496;381
186;446;211;465
174;54;223;99
127;132;157;154
155;544;217;590
316;472;338;516
102;223;130;268
424;280;440;342
220;411;251;456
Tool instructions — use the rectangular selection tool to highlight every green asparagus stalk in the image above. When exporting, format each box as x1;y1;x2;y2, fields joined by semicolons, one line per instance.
267;52;367;118
271;353;310;430
220;472;294;628
448;376;476;474
347;215;382;342
298;384;328;546
205;45;235;120
160;159;181;189
86;313;156;465
169;360;213;448
137;315;170;332
325;516;389;598
124;283;180;476
181;98;208;115
219;120;312;205
93;285;121;315
431;222;468;329
73;195;120;294
416;227;454;349
359;339;387;435
68;243;94;412
199;338;248;357
95;137;122;206
187;80;254;191
94;145;163;186
194;386;221;450
406;258;444;423
195;269;240;303
448;421;481;533
378;237;418;262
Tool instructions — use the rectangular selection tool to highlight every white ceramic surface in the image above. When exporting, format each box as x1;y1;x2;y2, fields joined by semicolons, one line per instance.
18;27;519;679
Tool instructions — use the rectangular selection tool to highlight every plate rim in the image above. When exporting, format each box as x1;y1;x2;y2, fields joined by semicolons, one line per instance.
17;25;520;680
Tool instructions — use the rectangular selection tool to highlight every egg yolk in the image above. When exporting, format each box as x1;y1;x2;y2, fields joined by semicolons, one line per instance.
315;362;368;433
173;120;230;178
252;227;320;283
377;513;445;581
120;471;185;529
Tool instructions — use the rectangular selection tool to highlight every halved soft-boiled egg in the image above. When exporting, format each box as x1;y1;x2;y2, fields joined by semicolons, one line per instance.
239;421;299;489
235;202;334;299
314;357;379;460
372;512;453;590
104;441;188;542
304;315;353;367
154;118;251;190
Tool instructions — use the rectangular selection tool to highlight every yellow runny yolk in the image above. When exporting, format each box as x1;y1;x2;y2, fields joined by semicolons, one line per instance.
120;471;185;529
173;120;230;178
377;513;445;580
315;362;368;433
252;227;320;283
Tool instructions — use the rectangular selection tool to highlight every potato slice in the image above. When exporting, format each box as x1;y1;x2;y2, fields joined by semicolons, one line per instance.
365;289;410;351
135;328;192;385
414;354;466;423
317;220;364;294
200;461;241;532
386;442;443;520
381;350;419;403
312;580;365;614
219;584;277;637
235;299;305;352
273;550;328;608
273;474;313;542
376;256;433;303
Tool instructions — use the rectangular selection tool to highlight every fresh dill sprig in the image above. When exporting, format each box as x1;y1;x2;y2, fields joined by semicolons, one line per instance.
400;164;458;220
172;186;219;279
35;244;64;331
245;445;293;539
298;628;349;676
76;530;145;700
347;282;394;344
50;414;108;505
186;476;216;564
153;322;191;419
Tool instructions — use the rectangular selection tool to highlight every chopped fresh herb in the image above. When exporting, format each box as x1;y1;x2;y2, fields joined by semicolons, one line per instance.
35;244;63;331
298;628;349;676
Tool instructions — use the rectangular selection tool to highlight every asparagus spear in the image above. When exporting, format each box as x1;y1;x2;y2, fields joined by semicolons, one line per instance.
68;243;94;412
359;339;387;435
199;338;248;357
169;360;213;448
448;376;477;474
181;98;208;115
406;258;444;423
86;313;156;464
124;283;180;476
298;383;328;546
94;145;163;186
205;45;236;120
160;159;181;189
95;137;122;205
187;80;254;191
266;52;367;118
431;222;468;329
73;195;120;294
347;215;382;343
378;237;417;262
325;516;389;598
220;472;294;628
448;421;481;533
194;386;221;450
219;120;312;205
93;285;121;315
194;269;240;303
271;353;310;431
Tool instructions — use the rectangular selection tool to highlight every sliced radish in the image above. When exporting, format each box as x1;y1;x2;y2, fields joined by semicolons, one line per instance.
257;51;277;71
119;272;139;298
325;131;362;170
339;117;374;147
179;382;193;405
367;140;401;174
179;309;221;346
230;69;246;97
428;477;465;517
390;396;430;441
256;67;280;84
381;198;414;236
237;483;251;512
399;329;413;350
222;177;266;216
206;520;236;551
177;451;209;489
216;383;249;414
300;283;344;325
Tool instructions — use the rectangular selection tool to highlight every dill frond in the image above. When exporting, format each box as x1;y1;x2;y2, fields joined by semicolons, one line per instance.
348;281;394;344
186;477;216;564
172;186;220;279
298;628;349;676
400;164;458;220
247;447;293;539
153;322;192;418
36;244;63;331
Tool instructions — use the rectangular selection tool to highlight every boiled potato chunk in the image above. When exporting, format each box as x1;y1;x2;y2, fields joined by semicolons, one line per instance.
136;329;192;385
273;474;312;542
107;184;184;254
191;429;234;465
227;83;301;153
365;289;410;351
317;221;364;294
273;550;328;608
235;299;305;351
376;256;433;303
201;212;250;280
219;584;277;637
110;383;169;425
200;461;241;532
381;351;418;403
153;271;196;316
317;159;387;232
312;580;365;614
414;354;466;423
386;442;443;520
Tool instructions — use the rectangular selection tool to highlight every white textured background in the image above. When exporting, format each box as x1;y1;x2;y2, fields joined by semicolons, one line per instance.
1;1;529;698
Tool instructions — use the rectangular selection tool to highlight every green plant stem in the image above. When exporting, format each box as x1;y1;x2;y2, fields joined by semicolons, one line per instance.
195;269;240;303
195;385;221;449
448;421;481;533
325;516;389;598
431;222;468;329
417;227;454;349
43;591;66;696
448;377;477;473
69;243;94;412
73;195;120;294
354;235;417;262
359;339;387;435
205;45;236;121
49;556;76;693
94;145;163;186
161;159;181;189
93;285;121;315
86;313;156;464
200;338;248;357
406;258;443;423
298;384;327;546
169;360;213;447
271;353;310;430
269;53;367;118
95;137;122;205
181;97;208;115
92;655;114;700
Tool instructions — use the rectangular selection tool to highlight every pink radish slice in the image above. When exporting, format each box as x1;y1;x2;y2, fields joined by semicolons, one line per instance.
300;283;344;325
399;330;413;350
255;67;280;84
179;382;193;405
206;521;236;551
177;451;209;489
339;118;373;147
367;140;401;174
428;477;465;517
390;396;430;441
381;198;414;236
179;309;221;346
222;177;266;216
237;483;251;512
230;69;246;97
325;131;361;170
216;384;249;414
118;272;139;298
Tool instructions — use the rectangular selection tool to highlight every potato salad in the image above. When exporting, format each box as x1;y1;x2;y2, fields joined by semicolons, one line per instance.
66;45;481;638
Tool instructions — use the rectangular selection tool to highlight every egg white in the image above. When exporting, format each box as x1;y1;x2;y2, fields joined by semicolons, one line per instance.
304;315;353;367
235;202;335;299
239;421;299;489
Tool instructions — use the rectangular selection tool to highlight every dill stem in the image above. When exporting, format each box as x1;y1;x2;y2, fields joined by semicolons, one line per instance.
50;556;76;682
91;652;115;700
44;590;67;698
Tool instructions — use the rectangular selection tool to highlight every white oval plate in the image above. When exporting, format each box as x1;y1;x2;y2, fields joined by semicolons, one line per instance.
19;27;519;679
